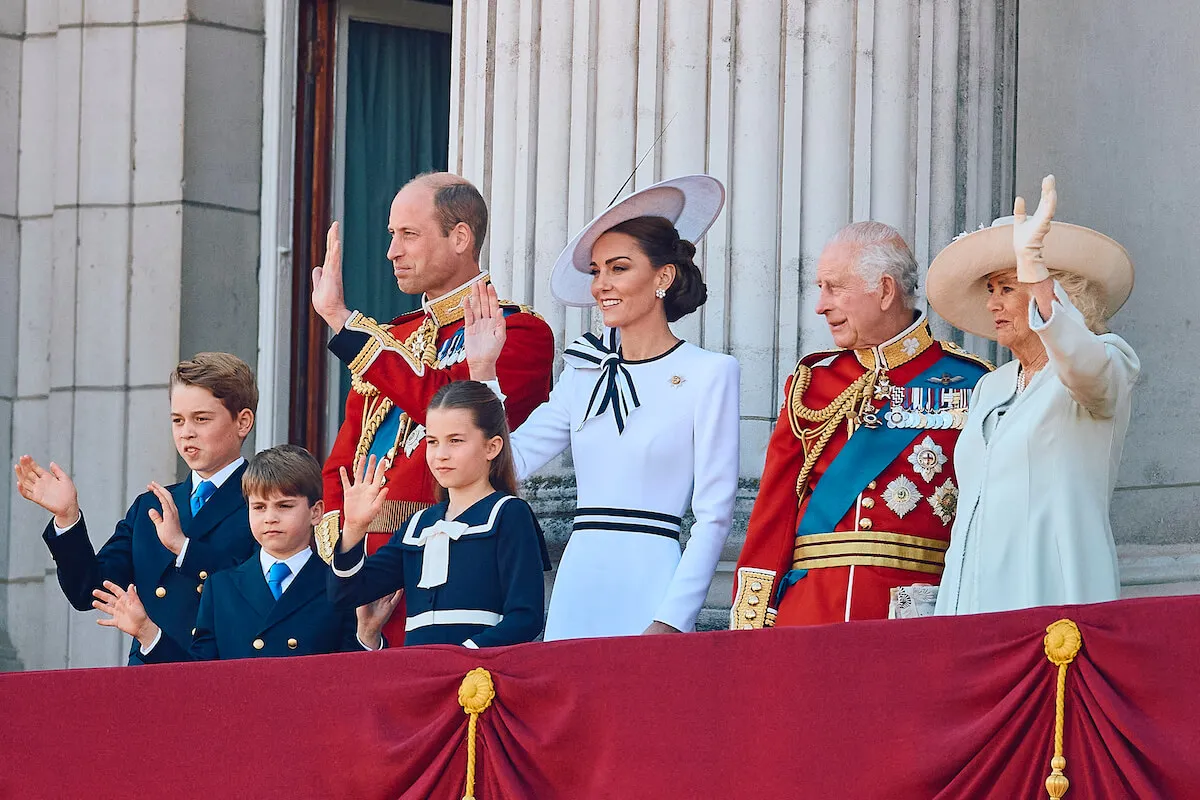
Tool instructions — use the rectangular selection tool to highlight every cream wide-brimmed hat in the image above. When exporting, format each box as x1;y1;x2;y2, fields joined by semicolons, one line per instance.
550;174;726;307
926;216;1134;339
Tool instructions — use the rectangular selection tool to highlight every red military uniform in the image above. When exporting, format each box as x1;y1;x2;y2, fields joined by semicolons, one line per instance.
317;273;554;643
731;316;992;628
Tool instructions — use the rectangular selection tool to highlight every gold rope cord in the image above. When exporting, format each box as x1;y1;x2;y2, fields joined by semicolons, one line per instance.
787;365;879;498
458;668;496;800
1043;619;1083;799
403;315;441;367
354;396;395;467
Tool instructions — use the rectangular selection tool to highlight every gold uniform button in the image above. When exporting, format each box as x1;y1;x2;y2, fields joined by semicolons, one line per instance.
861;497;875;509
155;587;166;598
859;518;873;530
198;571;208;580
868;481;877;490
747;596;760;606
744;609;756;620
750;582;763;592
191;628;196;636
252;638;265;650
287;638;298;650
196;584;203;594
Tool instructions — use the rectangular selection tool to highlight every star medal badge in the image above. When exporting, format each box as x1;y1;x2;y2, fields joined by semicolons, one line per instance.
882;475;921;518
908;435;947;482
928;478;959;525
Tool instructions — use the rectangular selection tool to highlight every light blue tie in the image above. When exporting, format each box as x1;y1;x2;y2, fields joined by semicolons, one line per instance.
190;479;216;516
266;561;291;601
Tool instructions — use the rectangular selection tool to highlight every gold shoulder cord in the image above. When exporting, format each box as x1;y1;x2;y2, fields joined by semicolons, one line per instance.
355;395;395;467
402;316;441;367
787;364;879;498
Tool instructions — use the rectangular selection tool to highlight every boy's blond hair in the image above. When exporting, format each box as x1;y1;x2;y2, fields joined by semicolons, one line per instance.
242;445;323;505
170;352;258;420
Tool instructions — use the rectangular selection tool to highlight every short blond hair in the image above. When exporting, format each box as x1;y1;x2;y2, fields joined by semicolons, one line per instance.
242;445;322;505
169;352;258;419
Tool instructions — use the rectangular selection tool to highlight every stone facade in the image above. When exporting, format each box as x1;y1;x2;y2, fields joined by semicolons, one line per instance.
0;0;264;670
2;0;1197;670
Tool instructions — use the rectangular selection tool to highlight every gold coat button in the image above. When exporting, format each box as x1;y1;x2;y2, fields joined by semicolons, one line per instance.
750;582;762;592
155;587;166;598
859;518;873;530
198;571;208;580
861;497;875;509
287;638;298;650
748;596;760;606
196;584;203;594
868;481;877;490
191;628;196;636
252;638;265;650
744;609;756;620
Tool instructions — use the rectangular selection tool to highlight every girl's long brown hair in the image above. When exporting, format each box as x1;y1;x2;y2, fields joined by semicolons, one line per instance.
426;380;520;502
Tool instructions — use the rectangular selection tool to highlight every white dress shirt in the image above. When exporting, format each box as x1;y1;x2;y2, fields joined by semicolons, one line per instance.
259;546;313;595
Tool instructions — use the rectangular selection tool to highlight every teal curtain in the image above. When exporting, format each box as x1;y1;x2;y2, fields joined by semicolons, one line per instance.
340;20;451;406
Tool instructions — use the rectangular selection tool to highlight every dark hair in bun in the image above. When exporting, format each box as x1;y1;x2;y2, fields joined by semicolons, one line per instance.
604;215;708;322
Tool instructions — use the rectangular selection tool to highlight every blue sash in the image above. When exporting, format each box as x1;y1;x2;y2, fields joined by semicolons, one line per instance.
368;407;404;461
778;353;987;598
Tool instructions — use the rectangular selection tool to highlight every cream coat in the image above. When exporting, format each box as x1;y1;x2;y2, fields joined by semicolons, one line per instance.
936;283;1140;615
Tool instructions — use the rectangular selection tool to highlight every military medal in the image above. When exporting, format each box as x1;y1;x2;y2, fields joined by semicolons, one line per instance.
882;475;921;518
928;478;959;525
908;436;947;482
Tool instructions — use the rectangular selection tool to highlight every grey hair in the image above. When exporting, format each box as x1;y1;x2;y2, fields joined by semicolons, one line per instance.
830;221;919;308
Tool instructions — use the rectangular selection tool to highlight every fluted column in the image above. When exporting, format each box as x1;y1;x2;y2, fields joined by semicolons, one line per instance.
453;0;1017;480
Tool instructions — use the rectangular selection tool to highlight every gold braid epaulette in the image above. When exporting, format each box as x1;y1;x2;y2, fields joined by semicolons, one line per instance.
499;301;544;321
786;363;879;498
940;340;996;371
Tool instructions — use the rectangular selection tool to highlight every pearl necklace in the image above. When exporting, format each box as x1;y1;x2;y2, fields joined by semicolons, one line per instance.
1016;355;1049;395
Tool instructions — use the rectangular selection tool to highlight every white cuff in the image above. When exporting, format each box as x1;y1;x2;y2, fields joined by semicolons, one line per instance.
462;638;479;649
174;537;190;568
482;379;506;404
139;628;163;655
356;632;384;651
52;511;83;536
332;551;365;577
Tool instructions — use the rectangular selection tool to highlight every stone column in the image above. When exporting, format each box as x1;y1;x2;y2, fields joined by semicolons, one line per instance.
0;0;263;670
449;0;1017;627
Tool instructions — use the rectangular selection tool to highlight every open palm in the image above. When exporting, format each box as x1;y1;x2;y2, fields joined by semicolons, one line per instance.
14;455;78;520
463;280;506;381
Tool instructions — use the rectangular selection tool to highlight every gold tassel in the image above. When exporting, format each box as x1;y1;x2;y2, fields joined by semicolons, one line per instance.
1043;619;1083;799
458;668;496;800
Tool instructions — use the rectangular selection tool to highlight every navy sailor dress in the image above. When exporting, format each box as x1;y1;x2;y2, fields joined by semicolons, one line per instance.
328;491;549;648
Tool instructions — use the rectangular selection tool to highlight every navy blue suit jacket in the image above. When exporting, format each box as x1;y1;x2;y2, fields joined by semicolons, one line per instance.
143;549;365;662
41;463;256;664
329;492;548;648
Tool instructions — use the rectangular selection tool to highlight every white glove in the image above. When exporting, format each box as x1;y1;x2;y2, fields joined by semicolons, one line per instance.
1012;174;1057;284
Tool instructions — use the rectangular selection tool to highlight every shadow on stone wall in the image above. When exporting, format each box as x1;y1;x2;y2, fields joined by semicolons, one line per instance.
0;626;25;673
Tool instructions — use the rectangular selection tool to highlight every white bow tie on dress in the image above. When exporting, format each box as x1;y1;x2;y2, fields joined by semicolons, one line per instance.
563;330;641;434
413;519;471;588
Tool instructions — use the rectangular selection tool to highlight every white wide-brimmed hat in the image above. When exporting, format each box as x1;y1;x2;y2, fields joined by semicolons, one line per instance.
550;174;726;307
926;216;1134;339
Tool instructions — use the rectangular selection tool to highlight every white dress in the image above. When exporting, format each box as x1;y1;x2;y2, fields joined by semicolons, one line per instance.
935;283;1140;615
509;331;740;640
